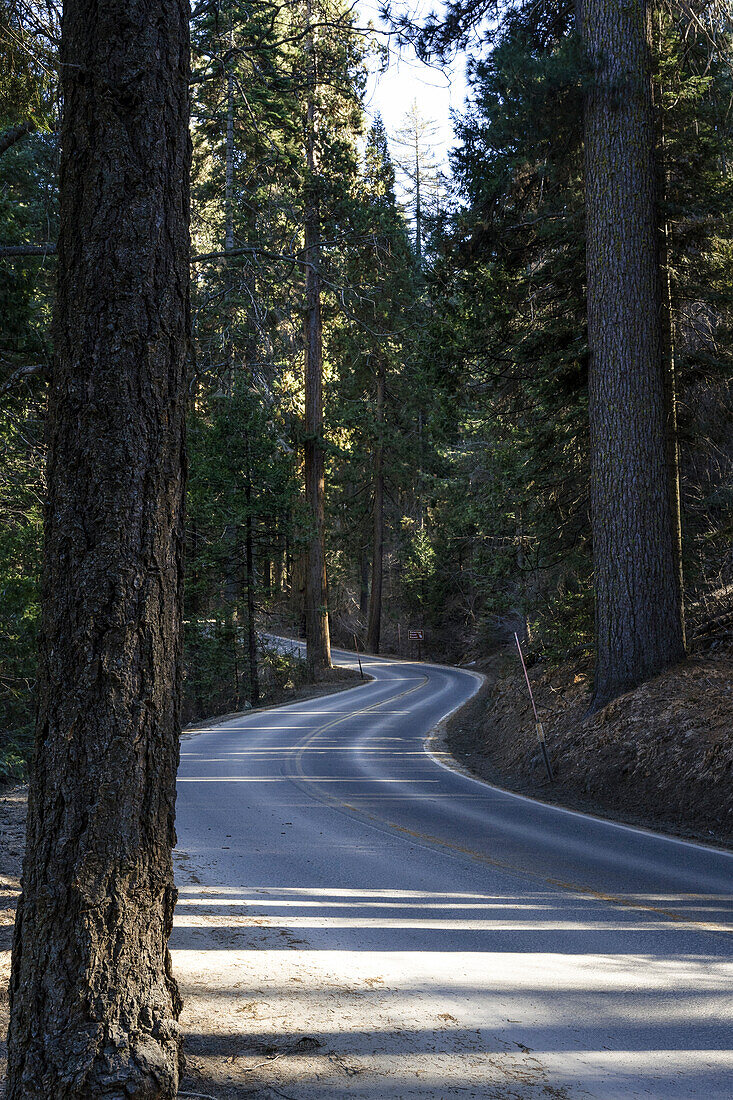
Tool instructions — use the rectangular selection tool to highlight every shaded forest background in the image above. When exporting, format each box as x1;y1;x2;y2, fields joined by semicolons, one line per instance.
1;0;731;778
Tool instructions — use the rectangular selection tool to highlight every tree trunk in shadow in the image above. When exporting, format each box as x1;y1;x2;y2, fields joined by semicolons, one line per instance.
7;2;190;1096
366;364;385;654
302;0;331;675
580;0;685;711
244;430;260;705
359;546;370;622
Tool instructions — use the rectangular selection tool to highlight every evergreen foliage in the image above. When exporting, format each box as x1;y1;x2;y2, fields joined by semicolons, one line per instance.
0;0;731;769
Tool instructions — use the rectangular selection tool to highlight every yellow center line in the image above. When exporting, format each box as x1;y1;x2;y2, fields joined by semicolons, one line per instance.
291;674;430;780
279;673;731;939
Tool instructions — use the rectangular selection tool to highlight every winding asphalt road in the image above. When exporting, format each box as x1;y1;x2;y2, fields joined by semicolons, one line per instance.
173;643;733;1099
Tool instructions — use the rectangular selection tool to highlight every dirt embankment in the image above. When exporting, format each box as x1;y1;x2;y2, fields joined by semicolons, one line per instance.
0;785;25;1090
446;647;733;847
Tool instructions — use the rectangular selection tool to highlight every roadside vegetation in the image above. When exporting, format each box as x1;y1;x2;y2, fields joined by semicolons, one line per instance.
2;1;730;780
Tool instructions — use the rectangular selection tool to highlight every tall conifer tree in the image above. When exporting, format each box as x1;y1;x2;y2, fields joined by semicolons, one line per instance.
7;1;190;1094
303;0;332;672
580;0;685;708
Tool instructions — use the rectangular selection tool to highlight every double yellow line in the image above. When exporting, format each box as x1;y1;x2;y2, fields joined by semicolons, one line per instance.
291;673;429;787
283;673;731;938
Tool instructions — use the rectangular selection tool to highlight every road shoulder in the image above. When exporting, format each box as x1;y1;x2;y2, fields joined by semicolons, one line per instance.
437;649;733;850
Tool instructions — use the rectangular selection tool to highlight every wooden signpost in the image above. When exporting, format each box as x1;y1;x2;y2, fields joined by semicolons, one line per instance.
514;632;554;782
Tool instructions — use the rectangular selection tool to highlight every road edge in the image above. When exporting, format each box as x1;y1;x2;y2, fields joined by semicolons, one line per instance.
269;638;733;856
424;676;733;859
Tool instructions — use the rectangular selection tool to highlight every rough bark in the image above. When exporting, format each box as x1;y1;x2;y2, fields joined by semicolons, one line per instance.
302;0;331;675
580;0;685;710
243;431;260;705
272;522;284;592
359;547;369;621
7;1;190;1096
366;364;385;654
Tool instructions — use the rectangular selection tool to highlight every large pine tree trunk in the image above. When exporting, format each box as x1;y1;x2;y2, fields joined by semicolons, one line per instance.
580;0;684;710
303;226;331;673
272;521;285;592
244;431;260;705
7;2;190;1096
302;0;331;675
359;546;370;621
366;364;385;654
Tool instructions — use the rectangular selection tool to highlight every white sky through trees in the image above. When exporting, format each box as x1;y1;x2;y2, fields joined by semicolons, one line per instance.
358;0;468;174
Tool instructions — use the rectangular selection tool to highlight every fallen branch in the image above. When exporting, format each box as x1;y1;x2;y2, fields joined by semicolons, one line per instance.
0;363;47;397
0;121;36;158
693;610;733;638
0;243;56;257
191;245;308;271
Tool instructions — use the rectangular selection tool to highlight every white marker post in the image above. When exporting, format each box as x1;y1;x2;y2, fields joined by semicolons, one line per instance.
514;632;554;783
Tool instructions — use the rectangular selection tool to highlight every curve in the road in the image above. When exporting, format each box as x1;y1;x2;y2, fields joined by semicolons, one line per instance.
173;642;733;1100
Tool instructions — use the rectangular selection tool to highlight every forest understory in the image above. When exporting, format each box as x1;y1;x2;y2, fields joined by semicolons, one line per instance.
1;0;732;1089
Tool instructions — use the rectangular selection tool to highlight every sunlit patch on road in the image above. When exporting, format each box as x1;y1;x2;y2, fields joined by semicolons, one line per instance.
171;882;733;1099
173;652;733;1098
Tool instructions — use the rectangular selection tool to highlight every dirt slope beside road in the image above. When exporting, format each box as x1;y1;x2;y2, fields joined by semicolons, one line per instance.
445;648;733;847
0;786;25;1091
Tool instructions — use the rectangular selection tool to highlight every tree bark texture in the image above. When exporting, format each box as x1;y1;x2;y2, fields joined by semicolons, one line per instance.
366;365;385;654
359;547;369;622
302;0;331;675
8;1;190;1096
580;0;685;710
244;432;260;705
303;213;331;673
272;522;284;592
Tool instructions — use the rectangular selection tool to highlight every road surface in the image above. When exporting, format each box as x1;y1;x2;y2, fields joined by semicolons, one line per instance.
172;643;733;1099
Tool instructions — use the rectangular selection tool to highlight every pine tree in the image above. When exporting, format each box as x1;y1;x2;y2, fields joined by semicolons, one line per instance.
421;4;591;653
329;114;416;652
302;0;332;672
392;99;441;267
580;0;686;708
7;1;190;1093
